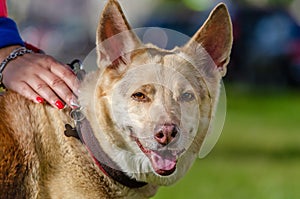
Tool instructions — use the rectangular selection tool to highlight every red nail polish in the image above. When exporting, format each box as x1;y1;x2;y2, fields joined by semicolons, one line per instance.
55;100;65;109
36;96;44;104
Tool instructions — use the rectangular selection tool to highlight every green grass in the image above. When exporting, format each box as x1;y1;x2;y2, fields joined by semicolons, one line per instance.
153;85;300;199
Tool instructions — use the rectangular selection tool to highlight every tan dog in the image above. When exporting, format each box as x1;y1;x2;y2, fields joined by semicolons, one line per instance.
0;0;232;198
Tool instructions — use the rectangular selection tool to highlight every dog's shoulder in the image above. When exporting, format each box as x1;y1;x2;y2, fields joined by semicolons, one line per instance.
0;123;28;198
0;91;50;198
0;91;32;198
0;91;38;140
0;90;32;118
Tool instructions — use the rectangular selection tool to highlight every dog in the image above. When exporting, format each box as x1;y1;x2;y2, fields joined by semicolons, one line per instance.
0;0;232;198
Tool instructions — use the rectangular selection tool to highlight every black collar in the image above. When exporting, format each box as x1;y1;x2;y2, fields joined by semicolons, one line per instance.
64;118;147;189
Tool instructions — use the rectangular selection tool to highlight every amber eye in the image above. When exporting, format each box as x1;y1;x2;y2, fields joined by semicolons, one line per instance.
131;92;150;102
179;92;195;102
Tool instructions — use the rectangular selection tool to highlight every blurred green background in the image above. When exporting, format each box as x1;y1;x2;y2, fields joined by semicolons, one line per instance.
6;0;300;198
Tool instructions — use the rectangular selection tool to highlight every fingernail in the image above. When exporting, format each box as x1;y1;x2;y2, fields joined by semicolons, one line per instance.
70;98;80;109
36;96;44;104
55;100;65;109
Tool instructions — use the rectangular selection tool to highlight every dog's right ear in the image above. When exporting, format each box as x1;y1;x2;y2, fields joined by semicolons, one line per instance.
96;0;141;69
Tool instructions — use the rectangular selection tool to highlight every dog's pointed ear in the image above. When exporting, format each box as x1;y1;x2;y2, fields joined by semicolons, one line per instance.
96;0;141;68
182;3;233;76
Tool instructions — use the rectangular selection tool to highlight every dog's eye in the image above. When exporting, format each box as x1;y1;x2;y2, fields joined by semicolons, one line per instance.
179;92;195;102
131;92;150;102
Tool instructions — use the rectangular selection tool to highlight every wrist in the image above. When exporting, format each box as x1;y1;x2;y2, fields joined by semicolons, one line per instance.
0;45;23;61
0;46;33;88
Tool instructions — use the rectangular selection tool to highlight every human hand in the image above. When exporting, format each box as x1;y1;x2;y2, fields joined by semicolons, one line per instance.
0;45;79;109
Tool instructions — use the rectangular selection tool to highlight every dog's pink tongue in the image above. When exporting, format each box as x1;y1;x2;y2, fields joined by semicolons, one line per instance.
150;151;176;176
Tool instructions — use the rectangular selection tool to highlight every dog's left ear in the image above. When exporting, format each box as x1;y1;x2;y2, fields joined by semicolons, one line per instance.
96;0;141;68
182;3;233;76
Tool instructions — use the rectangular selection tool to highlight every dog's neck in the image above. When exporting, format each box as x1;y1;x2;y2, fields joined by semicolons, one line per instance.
64;118;147;189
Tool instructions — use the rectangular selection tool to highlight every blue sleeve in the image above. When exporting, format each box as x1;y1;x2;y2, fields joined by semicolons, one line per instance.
0;17;24;48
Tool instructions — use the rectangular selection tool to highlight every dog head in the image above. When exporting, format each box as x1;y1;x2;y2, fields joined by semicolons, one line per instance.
79;0;232;186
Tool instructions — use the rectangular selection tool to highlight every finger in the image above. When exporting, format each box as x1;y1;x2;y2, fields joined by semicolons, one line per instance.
44;58;79;94
56;64;80;95
26;74;66;109
11;82;45;104
35;69;75;108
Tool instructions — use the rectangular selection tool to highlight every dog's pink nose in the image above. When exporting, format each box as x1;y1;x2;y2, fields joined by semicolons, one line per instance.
154;124;178;146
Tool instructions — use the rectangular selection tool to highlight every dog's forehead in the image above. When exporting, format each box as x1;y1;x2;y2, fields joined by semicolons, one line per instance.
131;46;202;74
114;47;206;96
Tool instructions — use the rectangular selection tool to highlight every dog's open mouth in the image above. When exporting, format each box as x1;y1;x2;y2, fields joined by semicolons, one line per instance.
135;138;179;176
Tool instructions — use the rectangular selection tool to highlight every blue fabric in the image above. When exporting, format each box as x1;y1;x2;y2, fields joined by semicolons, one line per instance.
0;17;24;48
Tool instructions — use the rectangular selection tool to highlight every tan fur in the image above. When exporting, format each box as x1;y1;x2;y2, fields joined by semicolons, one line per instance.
0;0;232;198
